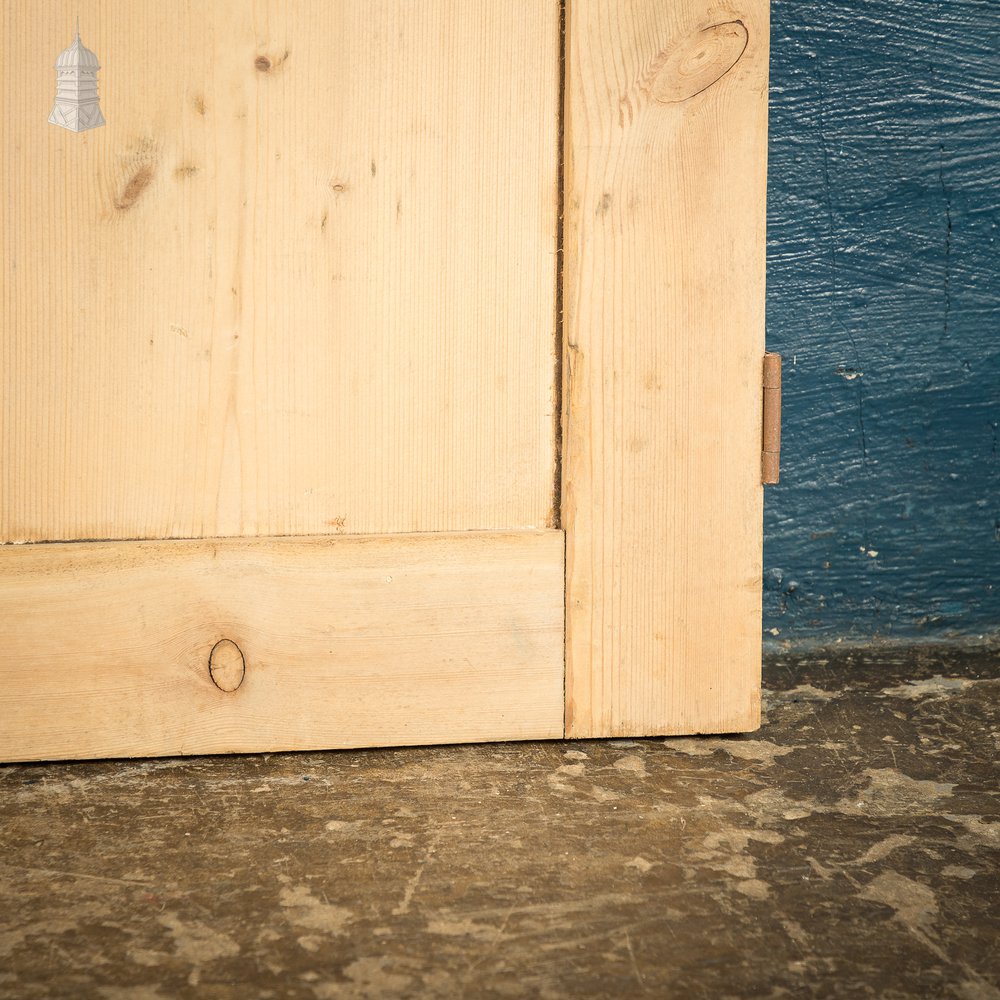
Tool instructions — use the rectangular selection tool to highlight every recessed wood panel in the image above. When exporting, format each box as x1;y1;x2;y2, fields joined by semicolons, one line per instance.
0;1;560;542
0;530;565;762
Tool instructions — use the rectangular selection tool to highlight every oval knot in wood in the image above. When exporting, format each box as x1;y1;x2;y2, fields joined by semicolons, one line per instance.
648;21;749;104
208;639;246;693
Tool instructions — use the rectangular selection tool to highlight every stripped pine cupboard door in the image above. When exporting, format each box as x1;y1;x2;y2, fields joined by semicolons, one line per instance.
0;0;566;761
0;0;771;762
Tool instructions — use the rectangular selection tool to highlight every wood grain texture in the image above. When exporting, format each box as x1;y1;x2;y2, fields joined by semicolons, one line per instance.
0;530;564;762
0;1;560;542
563;0;769;736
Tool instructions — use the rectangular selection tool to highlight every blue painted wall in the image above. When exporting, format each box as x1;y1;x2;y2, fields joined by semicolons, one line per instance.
764;0;1000;644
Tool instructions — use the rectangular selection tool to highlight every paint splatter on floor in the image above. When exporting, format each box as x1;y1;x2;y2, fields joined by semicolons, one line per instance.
0;645;997;998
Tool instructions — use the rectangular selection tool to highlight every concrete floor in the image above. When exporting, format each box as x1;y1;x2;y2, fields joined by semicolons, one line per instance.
2;647;998;999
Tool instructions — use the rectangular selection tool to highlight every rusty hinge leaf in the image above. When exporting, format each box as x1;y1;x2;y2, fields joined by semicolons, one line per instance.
762;353;781;485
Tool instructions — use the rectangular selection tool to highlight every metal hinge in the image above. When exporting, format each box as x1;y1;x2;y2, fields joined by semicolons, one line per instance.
762;353;781;485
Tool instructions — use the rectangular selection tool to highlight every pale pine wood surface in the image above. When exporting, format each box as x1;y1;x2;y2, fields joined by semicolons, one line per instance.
1;1;560;542
563;0;769;736
0;530;565;762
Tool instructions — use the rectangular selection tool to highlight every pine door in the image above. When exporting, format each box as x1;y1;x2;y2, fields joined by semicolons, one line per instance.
0;0;770;761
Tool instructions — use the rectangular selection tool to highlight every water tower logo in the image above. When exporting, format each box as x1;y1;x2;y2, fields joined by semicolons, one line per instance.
48;22;105;132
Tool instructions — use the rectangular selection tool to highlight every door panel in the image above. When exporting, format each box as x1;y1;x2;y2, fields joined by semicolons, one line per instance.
1;1;560;542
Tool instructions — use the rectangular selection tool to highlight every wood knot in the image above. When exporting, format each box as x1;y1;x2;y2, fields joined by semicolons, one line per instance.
255;49;289;73
115;163;156;211
646;21;749;104
208;639;246;693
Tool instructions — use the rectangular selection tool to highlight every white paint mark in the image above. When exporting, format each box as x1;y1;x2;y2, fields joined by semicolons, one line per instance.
851;833;916;865
590;784;622;803
721;741;795;765
736;878;771;900
325;819;363;832
426;917;496;940
158;913;240;966
392;832;440;916
860;871;938;936
881;675;976;700
314;958;413;998
944;814;1000;849
836;769;955;817
941;865;977;880
612;755;648;777
279;885;352;935
625;856;655;873
780;683;839;702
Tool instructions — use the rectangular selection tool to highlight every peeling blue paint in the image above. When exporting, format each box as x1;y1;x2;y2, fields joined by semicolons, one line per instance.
764;0;1000;644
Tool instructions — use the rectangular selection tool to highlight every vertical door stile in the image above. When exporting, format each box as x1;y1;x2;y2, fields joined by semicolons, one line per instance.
562;0;770;736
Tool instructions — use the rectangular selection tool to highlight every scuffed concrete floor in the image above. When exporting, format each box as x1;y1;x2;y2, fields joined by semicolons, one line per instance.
1;647;998;999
